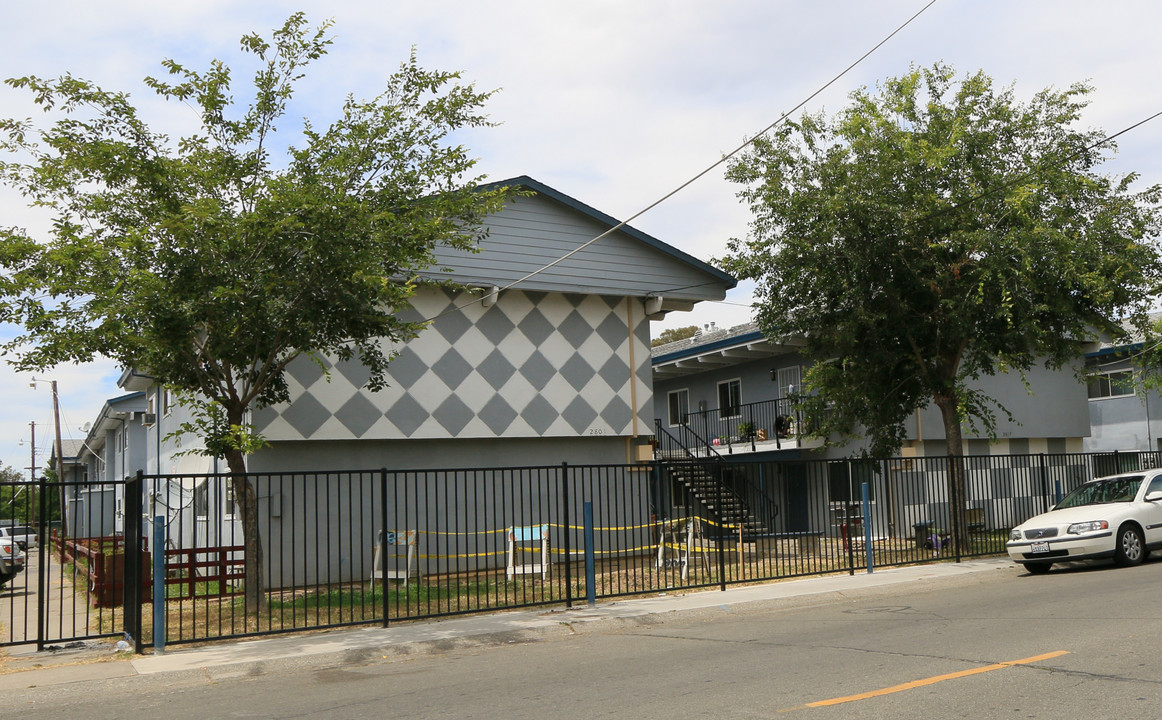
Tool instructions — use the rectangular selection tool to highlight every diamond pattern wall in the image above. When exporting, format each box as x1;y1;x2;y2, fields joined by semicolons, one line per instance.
253;286;654;441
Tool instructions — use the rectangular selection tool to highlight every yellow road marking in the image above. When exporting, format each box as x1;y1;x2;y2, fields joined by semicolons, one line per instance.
796;651;1069;709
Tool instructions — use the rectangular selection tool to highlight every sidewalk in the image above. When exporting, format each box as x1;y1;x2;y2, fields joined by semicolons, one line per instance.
0;558;1015;690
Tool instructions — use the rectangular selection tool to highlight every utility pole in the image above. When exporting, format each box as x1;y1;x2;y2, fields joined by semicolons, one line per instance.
31;377;68;534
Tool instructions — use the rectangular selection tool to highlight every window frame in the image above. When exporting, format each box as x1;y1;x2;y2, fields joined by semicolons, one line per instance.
717;378;742;419
667;389;690;427
1087;370;1135;400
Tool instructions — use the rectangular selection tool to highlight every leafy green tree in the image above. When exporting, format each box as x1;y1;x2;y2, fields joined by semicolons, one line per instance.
0;14;510;610
0;464;33;524
722;64;1162;547
652;325;699;347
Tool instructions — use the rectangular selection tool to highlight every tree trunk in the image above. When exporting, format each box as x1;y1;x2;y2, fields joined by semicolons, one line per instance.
223;428;264;615
934;393;969;555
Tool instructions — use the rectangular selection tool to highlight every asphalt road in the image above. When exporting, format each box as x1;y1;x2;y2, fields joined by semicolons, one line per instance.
10;558;1162;718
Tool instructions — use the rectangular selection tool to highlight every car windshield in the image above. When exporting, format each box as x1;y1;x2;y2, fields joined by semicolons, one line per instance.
11;527;33;535
1057;476;1143;508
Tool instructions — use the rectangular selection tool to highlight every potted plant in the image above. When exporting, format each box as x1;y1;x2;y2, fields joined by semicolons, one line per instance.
737;421;756;440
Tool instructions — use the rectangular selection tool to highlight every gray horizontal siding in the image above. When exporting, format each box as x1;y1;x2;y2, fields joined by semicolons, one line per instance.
427;193;727;301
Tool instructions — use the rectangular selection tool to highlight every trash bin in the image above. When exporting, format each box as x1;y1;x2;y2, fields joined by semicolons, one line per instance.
913;522;931;550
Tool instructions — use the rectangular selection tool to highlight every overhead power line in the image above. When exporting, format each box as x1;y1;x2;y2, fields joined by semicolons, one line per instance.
422;0;941;323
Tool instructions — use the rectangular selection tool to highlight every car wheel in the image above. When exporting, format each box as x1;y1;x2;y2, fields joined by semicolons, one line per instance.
1114;524;1145;567
1022;562;1051;575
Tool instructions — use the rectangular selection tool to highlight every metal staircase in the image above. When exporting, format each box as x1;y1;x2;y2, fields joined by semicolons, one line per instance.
654;421;774;536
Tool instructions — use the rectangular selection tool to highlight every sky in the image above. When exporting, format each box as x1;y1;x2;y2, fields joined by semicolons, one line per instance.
1;0;1161;476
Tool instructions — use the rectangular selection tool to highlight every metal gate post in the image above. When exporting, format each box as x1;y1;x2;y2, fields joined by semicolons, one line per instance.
123;471;144;653
152;508;166;654
36;476;47;652
380;469;389;629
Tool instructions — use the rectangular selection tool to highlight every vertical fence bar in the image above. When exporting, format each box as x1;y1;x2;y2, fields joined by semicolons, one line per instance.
562;462;571;609
35;476;47;652
711;464;720;594
584;501;596;608
380;469;389;628
861;481;873;574
152;508;165;654
124;471;143;653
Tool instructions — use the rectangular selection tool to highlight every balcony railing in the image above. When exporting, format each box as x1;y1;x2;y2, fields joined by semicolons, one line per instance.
685;397;803;455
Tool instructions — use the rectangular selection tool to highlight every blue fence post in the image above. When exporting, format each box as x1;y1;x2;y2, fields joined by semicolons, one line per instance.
862;481;873;574
152;508;166;654
584;501;596;608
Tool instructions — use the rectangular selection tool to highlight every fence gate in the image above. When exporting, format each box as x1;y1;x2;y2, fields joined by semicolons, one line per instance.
1;477;134;651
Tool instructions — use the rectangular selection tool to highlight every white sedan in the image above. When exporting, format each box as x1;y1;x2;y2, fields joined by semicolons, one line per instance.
1007;469;1162;574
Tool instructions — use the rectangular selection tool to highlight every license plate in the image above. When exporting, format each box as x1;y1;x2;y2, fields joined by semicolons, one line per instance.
1030;541;1050;553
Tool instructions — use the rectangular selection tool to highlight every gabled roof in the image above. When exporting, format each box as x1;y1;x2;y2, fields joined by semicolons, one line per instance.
481;176;737;290
425;176;735;310
77;391;147;456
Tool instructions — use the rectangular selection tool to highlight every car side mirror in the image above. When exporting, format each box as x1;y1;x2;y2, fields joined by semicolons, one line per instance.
1146;491;1162;503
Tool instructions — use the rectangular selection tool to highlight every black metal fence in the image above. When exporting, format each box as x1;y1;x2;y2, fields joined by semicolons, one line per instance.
2;449;1156;651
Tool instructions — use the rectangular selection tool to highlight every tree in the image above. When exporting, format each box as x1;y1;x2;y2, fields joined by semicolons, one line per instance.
0;464;32;524
0;14;510;611
722;64;1162;548
652;325;699;347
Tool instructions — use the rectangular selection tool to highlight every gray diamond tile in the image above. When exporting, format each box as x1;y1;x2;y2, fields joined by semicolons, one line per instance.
558;310;591;349
477;304;517;345
601;295;621;310
599;394;632;431
334;356;373;390
598;354;631;389
395;303;426;324
385;393;428;436
251;405;279;433
521;394;557;435
286;354;328;388
517;308;554;346
522;290;548;307
561;354;596;391
433;394;473;435
281;391;331;438
565;293;585;309
386;346;427;387
562;396;598;433
479;395;518;435
519;351;556;391
335;393;381;437
432;348;473;390
595;312;626;350
432;310;473;344
478;349;517;390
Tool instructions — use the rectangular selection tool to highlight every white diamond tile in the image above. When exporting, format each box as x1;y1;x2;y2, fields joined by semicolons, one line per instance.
536;334;577;368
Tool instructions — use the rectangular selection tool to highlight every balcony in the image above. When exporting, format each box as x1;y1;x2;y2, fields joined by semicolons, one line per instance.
676;397;823;457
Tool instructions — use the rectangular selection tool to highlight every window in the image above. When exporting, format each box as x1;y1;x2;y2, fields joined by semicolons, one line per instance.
828;461;876;503
1087;370;1134;399
718;379;741;418
775;366;801;398
668;389;689;426
193;482;208;519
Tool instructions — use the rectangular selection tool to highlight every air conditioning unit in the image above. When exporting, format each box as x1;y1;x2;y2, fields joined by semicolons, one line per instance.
142;412;157;427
